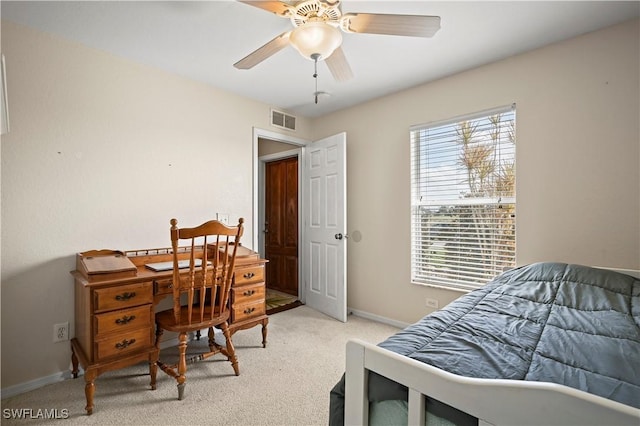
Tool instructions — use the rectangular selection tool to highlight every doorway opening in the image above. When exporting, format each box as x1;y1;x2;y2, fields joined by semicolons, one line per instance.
264;155;299;298
254;129;307;308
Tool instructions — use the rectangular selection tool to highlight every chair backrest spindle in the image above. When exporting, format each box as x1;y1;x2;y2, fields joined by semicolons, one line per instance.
169;218;244;328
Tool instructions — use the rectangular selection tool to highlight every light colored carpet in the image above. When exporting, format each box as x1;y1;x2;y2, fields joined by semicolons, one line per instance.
1;306;400;425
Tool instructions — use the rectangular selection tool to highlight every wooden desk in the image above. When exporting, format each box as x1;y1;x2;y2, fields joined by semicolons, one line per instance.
70;245;268;415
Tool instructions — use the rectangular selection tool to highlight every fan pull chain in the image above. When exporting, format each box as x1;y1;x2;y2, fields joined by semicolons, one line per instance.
312;53;320;104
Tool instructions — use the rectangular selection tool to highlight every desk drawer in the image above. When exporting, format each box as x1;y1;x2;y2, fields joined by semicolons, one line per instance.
95;327;152;361
232;282;265;304
94;282;153;312
235;266;264;285
232;300;265;323
153;273;219;297
94;305;152;337
153;278;173;297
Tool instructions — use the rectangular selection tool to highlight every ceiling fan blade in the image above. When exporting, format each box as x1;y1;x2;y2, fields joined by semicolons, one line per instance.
325;47;353;82
237;1;293;17
341;13;441;38
234;31;291;70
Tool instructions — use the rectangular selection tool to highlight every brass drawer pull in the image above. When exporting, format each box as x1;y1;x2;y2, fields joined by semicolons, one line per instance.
115;338;136;350
243;272;255;279
115;292;136;301
243;290;256;296
243;307;256;314
115;315;136;325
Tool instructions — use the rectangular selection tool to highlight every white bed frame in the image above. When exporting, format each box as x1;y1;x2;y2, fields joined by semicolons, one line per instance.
344;268;640;426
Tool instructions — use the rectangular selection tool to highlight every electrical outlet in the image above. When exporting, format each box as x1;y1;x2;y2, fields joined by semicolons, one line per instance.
53;322;69;343
216;213;229;225
425;298;439;309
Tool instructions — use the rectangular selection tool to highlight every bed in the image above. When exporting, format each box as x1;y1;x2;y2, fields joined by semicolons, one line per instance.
329;262;640;425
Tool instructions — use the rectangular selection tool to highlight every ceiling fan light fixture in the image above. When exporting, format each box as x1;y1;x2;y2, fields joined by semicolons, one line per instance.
289;20;342;60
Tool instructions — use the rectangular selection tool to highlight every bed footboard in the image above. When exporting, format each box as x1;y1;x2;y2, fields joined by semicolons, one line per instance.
344;339;640;426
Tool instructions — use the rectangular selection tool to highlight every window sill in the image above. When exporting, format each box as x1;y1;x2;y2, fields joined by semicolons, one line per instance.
411;281;473;294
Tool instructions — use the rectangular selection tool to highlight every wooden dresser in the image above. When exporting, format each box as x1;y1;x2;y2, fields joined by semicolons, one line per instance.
70;245;268;415
228;246;268;343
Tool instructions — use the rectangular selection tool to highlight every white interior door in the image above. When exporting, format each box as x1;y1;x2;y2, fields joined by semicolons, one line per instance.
303;132;347;322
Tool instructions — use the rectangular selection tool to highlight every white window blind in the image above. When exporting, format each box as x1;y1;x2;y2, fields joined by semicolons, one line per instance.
410;105;516;291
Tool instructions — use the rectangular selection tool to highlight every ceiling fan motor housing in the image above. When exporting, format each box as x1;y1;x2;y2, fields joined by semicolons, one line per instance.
290;0;342;28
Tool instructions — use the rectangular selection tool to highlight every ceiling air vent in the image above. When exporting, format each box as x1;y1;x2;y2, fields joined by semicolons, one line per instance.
271;109;296;131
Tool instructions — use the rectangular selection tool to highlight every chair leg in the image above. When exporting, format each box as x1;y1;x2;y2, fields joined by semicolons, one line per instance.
220;322;239;376
177;382;185;401
149;351;158;391
176;331;188;400
154;324;163;349
150;325;161;391
207;327;217;352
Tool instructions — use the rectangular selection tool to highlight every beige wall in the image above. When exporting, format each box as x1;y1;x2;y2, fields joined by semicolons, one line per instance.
1;17;639;392
311;18;640;325
258;137;301;156
0;21;312;390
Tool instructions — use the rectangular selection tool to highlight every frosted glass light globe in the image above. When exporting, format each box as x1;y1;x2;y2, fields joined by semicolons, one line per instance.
290;21;342;60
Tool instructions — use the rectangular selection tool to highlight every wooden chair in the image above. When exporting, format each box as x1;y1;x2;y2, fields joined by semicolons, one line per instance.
154;217;244;400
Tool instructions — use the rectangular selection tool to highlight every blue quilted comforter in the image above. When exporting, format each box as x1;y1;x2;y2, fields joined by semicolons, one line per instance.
329;262;640;424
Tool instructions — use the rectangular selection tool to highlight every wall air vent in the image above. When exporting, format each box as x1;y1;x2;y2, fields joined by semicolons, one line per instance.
271;109;296;131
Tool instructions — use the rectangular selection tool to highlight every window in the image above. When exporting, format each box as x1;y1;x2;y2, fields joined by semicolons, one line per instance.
410;105;516;291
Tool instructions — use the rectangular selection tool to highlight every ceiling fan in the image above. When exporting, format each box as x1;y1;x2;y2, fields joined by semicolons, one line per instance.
233;0;441;82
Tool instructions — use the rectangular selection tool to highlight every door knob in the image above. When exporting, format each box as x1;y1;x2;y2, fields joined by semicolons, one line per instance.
335;233;348;240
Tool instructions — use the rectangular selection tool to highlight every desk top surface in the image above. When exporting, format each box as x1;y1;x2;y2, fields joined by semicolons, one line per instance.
72;245;265;285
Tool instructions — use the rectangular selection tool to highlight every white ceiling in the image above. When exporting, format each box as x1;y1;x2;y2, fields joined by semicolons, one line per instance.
2;1;639;118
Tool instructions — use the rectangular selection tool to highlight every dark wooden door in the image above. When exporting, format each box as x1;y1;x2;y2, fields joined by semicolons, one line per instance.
265;157;298;296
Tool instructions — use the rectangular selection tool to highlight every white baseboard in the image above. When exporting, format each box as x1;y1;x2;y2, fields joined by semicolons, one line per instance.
1;370;71;399
347;307;410;330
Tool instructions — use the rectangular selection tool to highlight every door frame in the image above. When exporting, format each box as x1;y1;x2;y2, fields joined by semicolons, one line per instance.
252;128;309;301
